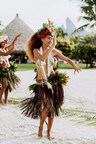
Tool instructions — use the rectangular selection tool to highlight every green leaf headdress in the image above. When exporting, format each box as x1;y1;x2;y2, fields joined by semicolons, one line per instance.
37;19;55;39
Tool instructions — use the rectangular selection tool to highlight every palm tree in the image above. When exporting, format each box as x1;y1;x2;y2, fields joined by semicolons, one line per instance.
73;0;96;33
0;20;2;35
0;21;3;36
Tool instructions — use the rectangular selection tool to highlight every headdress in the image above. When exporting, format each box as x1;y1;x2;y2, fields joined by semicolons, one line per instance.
37;19;55;39
0;36;8;44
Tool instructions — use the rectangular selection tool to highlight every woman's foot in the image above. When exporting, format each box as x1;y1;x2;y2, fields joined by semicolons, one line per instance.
38;127;43;138
47;131;55;140
0;100;5;105
4;100;8;104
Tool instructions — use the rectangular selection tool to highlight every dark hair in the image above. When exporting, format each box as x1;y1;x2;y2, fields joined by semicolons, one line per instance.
26;33;42;62
0;43;2;48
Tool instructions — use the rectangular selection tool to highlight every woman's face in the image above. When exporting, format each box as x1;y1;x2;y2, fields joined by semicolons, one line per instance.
41;35;53;47
0;41;6;48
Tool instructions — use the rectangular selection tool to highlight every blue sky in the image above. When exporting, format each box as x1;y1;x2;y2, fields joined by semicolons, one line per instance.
0;0;86;32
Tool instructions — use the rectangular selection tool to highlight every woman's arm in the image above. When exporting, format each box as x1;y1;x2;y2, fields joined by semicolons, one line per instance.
0;45;14;56
0;33;22;56
52;48;81;73
5;33;22;51
33;46;54;61
33;33;57;61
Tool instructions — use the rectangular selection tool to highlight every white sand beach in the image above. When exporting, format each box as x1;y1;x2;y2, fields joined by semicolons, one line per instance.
0;69;96;144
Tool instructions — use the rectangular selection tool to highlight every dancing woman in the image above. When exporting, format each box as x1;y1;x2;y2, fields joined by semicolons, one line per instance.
0;34;21;105
21;20;81;139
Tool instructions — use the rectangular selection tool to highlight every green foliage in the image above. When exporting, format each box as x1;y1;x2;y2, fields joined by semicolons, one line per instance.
0;30;3;36
37;23;48;33
55;27;67;38
55;27;73;57
0;62;20;91
0;20;3;36
80;34;96;44
70;36;82;44
0;62;17;77
70;34;96;68
73;0;96;33
37;23;55;34
29;83;37;91
71;43;96;67
70;34;96;44
47;71;69;86
56;37;74;56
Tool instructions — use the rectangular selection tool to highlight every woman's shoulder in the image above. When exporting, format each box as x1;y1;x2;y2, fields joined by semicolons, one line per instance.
33;48;40;53
52;48;62;55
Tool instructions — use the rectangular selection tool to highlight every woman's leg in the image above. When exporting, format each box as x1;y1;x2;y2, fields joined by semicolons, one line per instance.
47;114;55;139
0;78;8;105
0;88;5;105
38;93;49;138
4;87;8;104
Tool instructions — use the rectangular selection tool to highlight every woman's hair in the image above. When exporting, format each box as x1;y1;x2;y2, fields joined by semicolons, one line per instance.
0;43;2;48
26;33;42;62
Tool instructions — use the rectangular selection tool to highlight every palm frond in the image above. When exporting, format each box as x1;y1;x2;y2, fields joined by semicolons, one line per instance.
79;16;93;21
81;6;94;15
71;23;89;35
81;0;95;6
90;22;96;28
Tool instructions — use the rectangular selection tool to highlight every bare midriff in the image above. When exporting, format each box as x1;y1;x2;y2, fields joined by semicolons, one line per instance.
0;60;10;68
36;66;54;81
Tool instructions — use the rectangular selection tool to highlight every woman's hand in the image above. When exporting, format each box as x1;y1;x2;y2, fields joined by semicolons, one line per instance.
13;33;22;47
48;18;52;26
74;66;82;74
52;32;57;48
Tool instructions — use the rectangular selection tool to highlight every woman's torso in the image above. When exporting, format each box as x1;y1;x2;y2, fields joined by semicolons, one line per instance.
34;47;54;80
0;48;10;68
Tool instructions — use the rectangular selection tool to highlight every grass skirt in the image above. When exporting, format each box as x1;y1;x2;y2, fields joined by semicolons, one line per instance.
47;71;69;116
21;71;69;119
0;63;20;92
21;82;54;119
52;83;64;116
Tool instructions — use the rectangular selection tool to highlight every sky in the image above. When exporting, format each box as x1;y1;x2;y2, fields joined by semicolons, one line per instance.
0;0;86;32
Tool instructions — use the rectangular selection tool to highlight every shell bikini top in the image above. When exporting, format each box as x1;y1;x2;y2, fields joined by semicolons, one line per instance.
0;48;11;64
36;47;54;76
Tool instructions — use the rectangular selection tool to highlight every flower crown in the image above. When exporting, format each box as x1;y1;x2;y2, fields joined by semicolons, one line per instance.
0;36;8;44
37;21;55;39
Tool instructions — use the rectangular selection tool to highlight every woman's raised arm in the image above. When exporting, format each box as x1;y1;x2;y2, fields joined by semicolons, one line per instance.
0;45;14;56
33;33;57;61
5;33;22;51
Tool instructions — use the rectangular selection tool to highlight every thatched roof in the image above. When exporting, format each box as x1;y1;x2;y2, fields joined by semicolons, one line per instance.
4;14;34;54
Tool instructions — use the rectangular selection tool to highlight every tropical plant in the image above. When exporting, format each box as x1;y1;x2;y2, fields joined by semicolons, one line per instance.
56;37;74;57
55;27;68;38
70;43;96;68
73;0;96;33
0;20;3;36
70;34;96;44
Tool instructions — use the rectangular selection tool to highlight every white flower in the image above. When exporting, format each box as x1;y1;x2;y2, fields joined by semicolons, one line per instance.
0;36;8;43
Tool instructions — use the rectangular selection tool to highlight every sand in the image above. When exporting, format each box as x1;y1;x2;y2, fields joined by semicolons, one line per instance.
0;69;96;144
